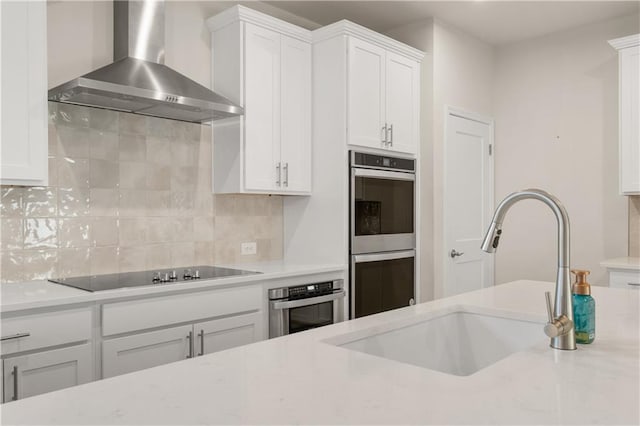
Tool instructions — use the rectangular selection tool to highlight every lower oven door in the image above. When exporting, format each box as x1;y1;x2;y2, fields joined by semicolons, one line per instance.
351;249;415;319
269;290;345;338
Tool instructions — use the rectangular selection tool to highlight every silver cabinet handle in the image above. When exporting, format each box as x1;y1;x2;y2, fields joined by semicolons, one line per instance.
450;249;464;258
186;331;193;359
381;123;388;145
198;329;204;356
388;124;393;146
271;290;346;310
283;162;289;188
276;162;281;187
12;365;18;401
1;332;30;341
628;282;640;287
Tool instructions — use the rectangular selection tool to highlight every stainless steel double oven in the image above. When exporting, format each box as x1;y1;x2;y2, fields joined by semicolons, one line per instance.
350;151;416;319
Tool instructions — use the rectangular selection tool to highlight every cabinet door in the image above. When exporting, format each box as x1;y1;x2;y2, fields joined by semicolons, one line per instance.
280;35;312;193
102;325;192;379
2;344;92;402
244;23;281;191
193;312;264;357
0;1;48;186
619;45;640;194
348;38;387;150
385;52;420;155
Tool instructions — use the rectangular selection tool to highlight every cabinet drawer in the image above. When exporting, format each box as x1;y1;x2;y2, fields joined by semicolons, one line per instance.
102;285;262;336
609;270;640;289
1;308;92;355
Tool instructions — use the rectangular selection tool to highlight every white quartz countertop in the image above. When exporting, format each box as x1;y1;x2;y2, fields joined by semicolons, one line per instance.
600;257;640;271
0;261;346;313
2;280;638;425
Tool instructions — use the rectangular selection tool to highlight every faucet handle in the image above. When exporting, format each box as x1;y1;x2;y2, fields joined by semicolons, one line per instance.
544;291;554;323
544;291;573;338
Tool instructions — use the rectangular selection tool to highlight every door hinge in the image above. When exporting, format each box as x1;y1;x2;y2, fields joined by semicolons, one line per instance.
489;144;493;156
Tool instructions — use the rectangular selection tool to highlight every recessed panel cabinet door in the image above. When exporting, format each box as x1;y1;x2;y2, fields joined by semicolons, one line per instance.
2;344;92;402
385;52;419;155
0;1;48;186
244;23;281;191
619;44;640;194
348;38;386;150
194;312;263;356
102;325;192;379
280;35;312;193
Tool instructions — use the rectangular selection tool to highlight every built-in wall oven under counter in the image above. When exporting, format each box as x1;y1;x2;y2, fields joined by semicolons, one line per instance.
350;151;416;319
269;280;345;338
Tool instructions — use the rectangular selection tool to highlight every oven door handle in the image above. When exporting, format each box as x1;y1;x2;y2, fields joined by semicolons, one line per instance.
353;168;415;181
271;290;346;310
354;249;415;264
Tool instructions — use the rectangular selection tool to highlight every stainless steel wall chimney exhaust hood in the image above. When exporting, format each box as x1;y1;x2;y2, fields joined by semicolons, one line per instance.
48;0;243;123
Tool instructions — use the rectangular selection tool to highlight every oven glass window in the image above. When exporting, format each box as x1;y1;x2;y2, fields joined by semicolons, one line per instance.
353;256;414;318
354;176;414;235
289;301;334;334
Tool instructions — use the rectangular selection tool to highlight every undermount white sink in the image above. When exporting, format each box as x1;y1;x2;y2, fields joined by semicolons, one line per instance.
329;309;546;376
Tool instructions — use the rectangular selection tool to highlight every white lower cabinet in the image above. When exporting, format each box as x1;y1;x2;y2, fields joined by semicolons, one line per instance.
2;344;93;402
102;312;264;379
195;312;262;356
608;269;640;290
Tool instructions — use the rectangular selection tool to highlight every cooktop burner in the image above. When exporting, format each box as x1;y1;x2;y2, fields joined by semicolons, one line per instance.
48;266;260;292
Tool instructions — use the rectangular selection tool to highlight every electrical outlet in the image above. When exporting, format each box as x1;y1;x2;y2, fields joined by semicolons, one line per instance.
241;242;257;255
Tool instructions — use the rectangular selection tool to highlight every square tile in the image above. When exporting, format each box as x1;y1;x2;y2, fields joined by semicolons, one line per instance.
90;159;119;188
91;217;119;246
58;157;90;188
58;218;90;248
1;187;24;217
58;248;91;278
24;187;57;217
120;162;146;189
24;218;57;249
57;127;90;158
119;113;146;135
89;130;119;160
22;249;58;281
89;246;118;275
1;250;24;283
58;187;90;217
146;137;172;165
118;218;147;246
56;103;90;128
119;134;147;161
89;188;119;217
1;218;23;250
89;108;119;132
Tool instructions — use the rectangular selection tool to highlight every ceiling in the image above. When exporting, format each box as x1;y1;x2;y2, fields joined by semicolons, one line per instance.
262;1;639;45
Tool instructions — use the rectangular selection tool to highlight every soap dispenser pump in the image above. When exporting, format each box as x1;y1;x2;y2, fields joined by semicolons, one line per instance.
571;269;596;344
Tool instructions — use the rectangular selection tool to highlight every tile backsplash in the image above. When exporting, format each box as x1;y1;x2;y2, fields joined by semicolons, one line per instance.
0;103;283;283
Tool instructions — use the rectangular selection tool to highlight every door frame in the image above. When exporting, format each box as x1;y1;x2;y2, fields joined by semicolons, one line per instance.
441;105;495;298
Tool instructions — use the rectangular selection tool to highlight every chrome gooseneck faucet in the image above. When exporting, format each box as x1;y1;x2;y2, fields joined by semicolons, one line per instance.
481;189;576;351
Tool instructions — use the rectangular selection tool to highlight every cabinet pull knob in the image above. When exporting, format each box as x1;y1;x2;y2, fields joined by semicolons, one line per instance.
388;124;393;146
199;330;204;356
186;331;194;359
276;162;281;187
12;365;19;401
1;332;30;341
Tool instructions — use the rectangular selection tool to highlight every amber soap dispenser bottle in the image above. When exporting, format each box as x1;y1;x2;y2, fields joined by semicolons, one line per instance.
571;269;596;344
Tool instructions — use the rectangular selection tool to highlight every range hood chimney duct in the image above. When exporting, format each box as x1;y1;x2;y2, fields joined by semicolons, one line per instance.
48;0;243;123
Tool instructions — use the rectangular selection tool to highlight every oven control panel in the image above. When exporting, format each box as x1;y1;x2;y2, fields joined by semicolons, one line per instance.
288;282;335;299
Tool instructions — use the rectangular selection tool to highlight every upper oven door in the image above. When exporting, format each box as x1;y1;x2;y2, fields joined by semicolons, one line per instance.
351;167;415;254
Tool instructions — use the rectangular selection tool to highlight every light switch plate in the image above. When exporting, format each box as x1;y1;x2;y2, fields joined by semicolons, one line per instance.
241;242;257;255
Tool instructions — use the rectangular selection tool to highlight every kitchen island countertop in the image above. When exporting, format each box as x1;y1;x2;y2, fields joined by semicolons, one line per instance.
1;280;638;425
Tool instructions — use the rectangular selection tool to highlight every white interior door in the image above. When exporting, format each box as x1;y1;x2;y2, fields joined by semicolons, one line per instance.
444;110;494;297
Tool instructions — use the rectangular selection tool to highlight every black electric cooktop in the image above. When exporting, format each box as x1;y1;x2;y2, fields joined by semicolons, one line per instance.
48;266;260;292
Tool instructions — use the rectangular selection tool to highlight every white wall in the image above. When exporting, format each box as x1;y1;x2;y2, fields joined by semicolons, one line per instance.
493;14;637;286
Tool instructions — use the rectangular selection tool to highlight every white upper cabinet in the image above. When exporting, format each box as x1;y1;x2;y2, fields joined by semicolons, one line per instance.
316;22;423;155
207;6;312;195
348;38;387;149
610;34;640;195
348;38;420;154
0;1;48;186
